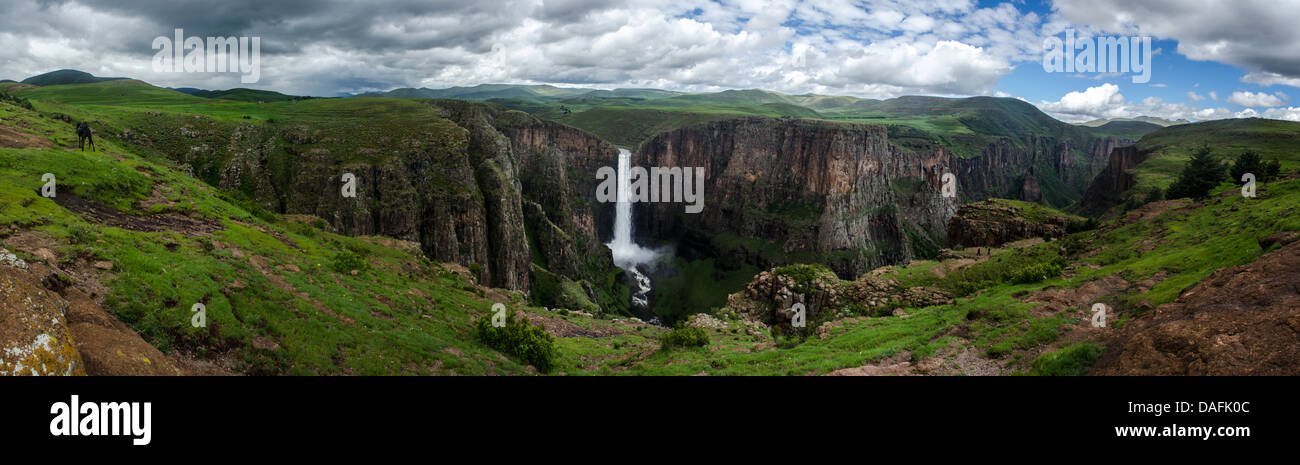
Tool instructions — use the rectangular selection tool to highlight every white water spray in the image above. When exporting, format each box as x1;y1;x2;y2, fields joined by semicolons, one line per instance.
606;148;656;307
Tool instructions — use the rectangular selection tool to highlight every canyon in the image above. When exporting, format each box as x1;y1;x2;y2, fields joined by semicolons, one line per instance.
633;117;1129;280
104;91;1137;321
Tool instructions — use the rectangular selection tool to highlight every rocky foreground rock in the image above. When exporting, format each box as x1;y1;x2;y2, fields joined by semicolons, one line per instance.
1092;236;1300;375
0;249;184;376
727;264;951;331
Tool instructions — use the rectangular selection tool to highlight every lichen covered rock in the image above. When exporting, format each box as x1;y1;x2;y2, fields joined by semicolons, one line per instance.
0;259;85;376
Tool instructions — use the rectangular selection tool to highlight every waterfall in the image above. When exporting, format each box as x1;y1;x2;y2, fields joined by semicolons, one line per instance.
606;148;655;308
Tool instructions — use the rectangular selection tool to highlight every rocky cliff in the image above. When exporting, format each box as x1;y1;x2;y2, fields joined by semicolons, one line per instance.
634;117;956;278
126;100;627;312
1077;145;1150;216
633;117;1119;279
951;135;1130;207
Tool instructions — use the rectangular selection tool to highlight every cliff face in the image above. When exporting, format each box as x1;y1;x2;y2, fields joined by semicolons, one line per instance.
952;136;1130;207
150;101;622;305
633;118;1118;279
634;118;957;278
1077;145;1150;216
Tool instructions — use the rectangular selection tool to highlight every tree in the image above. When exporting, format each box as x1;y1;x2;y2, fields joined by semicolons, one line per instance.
1266;158;1283;181
1229;150;1264;183
1166;145;1224;200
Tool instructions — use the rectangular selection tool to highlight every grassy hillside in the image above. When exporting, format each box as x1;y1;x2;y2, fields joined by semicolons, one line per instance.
1080;120;1162;140
1126;119;1300;198
0;93;577;374
186;88;307;102
21;69;127;87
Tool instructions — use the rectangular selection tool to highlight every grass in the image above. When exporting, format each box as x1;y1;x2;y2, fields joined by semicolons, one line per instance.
1031;343;1105;376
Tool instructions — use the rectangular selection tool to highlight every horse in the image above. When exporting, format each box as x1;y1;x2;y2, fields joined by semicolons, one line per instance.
76;122;96;151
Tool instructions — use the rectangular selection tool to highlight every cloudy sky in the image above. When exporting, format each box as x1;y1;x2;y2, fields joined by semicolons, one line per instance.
2;0;1299;123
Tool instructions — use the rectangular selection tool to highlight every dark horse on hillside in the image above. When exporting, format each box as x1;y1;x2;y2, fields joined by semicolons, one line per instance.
76;122;96;151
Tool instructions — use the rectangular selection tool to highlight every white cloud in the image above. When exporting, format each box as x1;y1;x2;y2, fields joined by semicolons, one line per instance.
1258;107;1300;121
1052;0;1300;82
1242;71;1300;89
0;0;1051;97
1187;91;1206;102
1034;83;1294;123
1227;91;1287;107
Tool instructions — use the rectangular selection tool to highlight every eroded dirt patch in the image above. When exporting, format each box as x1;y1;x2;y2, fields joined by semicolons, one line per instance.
0;124;53;149
517;311;630;339
53;192;221;236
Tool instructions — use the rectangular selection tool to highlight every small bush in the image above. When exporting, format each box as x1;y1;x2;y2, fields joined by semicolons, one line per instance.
473;310;557;372
66;223;94;244
1008;261;1063;284
1031;343;1105;376
1144;187;1164;204
331;250;367;274
661;324;709;349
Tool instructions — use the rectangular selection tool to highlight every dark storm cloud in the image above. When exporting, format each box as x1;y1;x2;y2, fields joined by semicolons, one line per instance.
535;0;622;23
36;0;532;54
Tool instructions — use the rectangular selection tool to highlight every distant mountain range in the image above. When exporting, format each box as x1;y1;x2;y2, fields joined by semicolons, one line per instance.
170;87;311;103
1078;116;1190;127
353;83;688;102
9;70;1190;136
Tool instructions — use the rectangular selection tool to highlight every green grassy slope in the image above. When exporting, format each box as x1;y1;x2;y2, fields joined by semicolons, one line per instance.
1080;120;1162;140
1126;118;1300;197
21;69;127;86
187;88;307;102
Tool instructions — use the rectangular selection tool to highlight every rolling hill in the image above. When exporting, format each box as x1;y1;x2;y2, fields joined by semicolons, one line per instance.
21;69;127;87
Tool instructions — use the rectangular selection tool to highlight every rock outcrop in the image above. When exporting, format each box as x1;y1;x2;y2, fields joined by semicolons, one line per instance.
0;253;84;376
726;264;950;332
945;199;1081;247
1092;237;1300;375
0;249;183;376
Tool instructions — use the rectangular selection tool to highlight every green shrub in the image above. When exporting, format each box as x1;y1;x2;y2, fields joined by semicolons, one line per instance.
1144;187;1164;204
1008;261;1063;284
1229;150;1264;183
473;310;557;372
1031;342;1105;376
331;250;368;274
661;324;709;349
